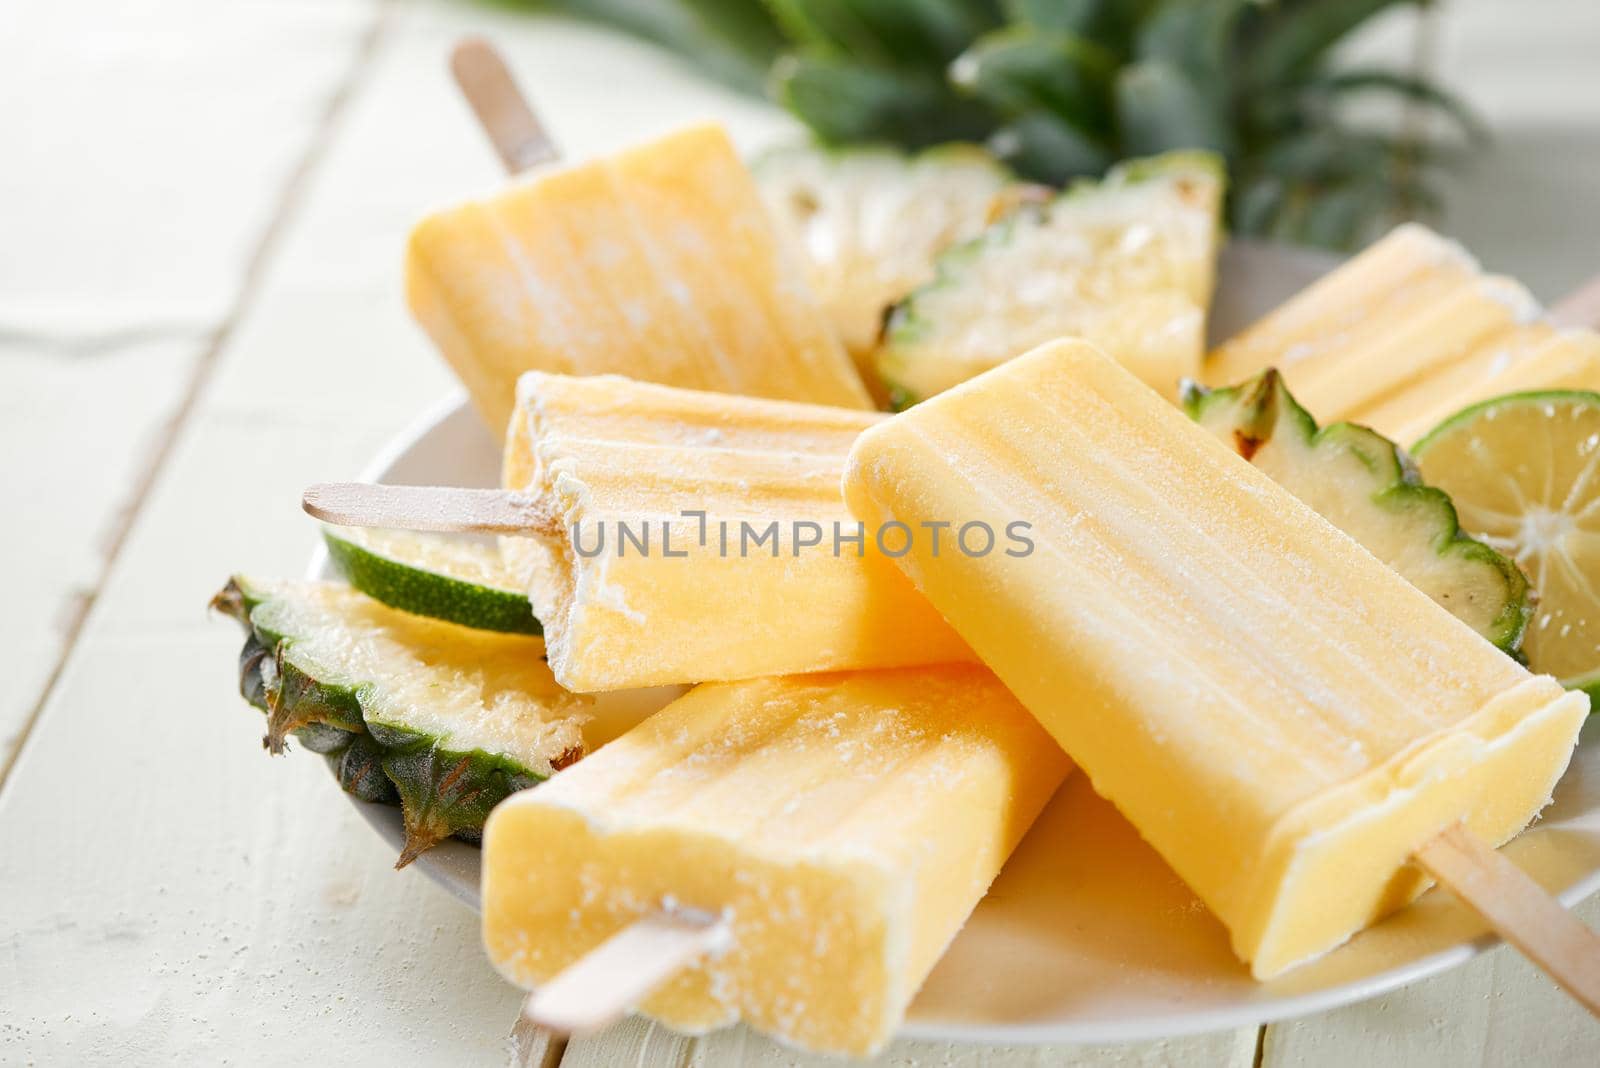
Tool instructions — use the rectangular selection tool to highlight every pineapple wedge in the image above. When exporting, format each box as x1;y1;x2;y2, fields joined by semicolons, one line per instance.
213;576;587;866
876;151;1223;407
1184;371;1531;654
754;143;1022;395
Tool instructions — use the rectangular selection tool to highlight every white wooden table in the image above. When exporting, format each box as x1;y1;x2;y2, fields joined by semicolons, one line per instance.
3;1;1597;1064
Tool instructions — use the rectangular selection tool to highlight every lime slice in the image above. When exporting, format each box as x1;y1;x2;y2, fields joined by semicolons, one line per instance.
1413;391;1600;699
322;526;540;635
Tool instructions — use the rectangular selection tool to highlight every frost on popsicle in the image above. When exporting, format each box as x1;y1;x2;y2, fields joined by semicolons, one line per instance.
1183;370;1531;655
877;150;1224;408
211;576;585;866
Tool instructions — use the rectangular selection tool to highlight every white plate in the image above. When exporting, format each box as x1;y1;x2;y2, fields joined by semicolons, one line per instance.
310;240;1600;1044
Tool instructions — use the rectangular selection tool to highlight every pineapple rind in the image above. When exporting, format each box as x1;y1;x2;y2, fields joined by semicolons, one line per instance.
212;576;580;866
1183;371;1531;655
876;149;1224;404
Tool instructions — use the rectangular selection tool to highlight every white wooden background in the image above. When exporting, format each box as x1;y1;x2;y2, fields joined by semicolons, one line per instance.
2;0;1597;1064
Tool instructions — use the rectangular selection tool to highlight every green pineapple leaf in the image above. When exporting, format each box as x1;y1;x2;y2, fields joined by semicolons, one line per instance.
768;0;1002;67
989;110;1115;180
538;0;1481;250
1004;0;1152;53
1295;175;1395;248
950;25;1116;137
1245;0;1420;89
1116;61;1232;156
773;52;994;145
1311;68;1490;143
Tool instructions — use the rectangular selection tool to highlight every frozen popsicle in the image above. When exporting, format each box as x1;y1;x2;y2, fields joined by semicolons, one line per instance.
1204;223;1600;441
500;371;970;691
1354;326;1600;446
844;338;1590;979
482;665;1071;1056
406;122;873;435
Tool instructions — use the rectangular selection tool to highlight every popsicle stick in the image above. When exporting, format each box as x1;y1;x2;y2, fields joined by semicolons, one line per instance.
1550;273;1600;330
302;482;561;536
522;911;733;1036
451;36;559;175
1413;822;1600;1014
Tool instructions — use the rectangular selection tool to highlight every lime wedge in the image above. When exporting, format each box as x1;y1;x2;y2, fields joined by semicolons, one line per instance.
1413;391;1600;699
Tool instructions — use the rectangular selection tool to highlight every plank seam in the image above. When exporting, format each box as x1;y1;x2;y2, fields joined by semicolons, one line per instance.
0;0;398;796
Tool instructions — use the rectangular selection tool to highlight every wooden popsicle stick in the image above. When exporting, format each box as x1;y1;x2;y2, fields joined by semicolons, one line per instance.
521;911;733;1036
450;36;560;175
302;482;561;536
1413;822;1600;1014
1550;273;1600;330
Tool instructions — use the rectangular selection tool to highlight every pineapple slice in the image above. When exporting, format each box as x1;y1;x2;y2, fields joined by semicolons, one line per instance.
754;143;1021;395
876;151;1223;407
212;577;586;866
1184;370;1531;654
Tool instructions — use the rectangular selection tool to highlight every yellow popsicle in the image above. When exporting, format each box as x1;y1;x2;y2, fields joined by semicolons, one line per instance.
844;339;1588;978
1357;326;1600;445
482;666;1070;1056
1203;223;1600;441
407;124;872;435
1206;223;1485;391
503;371;970;691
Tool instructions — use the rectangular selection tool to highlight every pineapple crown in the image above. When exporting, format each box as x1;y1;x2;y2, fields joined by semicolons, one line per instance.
535;0;1482;249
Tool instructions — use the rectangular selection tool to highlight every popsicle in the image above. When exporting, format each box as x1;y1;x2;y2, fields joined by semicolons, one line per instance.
406;122;873;436
1355;326;1600;446
500;371;972;692
844;339;1590;979
1204;223;1600;441
482;665;1071;1056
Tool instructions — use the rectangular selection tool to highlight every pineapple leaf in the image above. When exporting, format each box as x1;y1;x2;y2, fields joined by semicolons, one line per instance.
1116;61;1232;156
764;0;878;58
1004;0;1151;53
1135;0;1252;85
989;111;1114;181
1257;128;1457;183
951;25;1116;137
1295;176;1394;248
768;0;1002;67
540;0;1476;250
773;53;994;146
1231;173;1287;235
1311;68;1490;143
1246;0;1420;89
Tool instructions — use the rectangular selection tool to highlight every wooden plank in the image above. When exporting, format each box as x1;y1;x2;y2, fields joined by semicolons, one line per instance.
562;1017;1260;1067
0;341;189;767
1262;895;1600;1067
0;0;375;772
